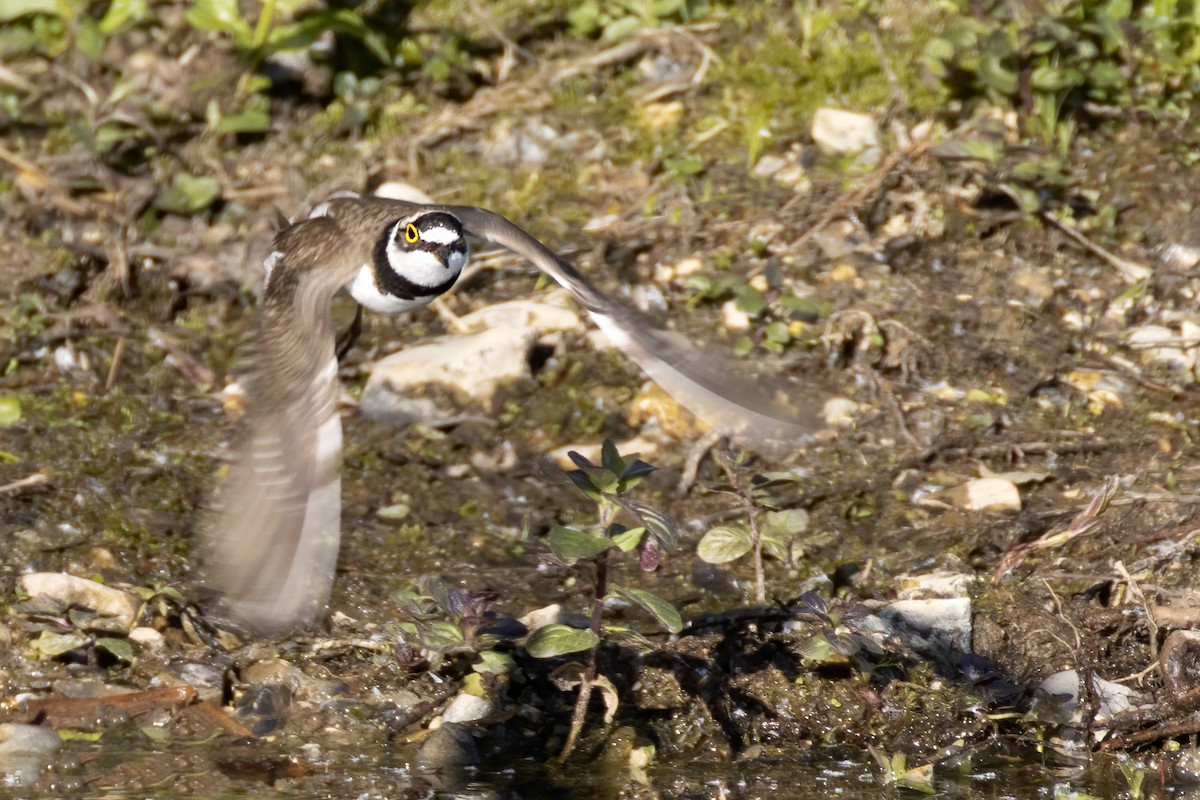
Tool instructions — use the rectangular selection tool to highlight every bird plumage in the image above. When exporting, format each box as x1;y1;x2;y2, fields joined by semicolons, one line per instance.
205;196;827;633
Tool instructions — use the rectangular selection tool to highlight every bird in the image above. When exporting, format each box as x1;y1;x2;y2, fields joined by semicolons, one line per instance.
204;194;829;633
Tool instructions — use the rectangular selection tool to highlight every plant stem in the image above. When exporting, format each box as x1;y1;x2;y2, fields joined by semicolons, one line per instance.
744;492;765;604
716;450;766;603
252;0;276;51
558;499;616;762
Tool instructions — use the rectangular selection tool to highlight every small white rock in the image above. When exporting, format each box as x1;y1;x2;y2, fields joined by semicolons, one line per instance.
442;692;493;724
19;573;140;633
937;477;1022;512
879;597;972;654
722;300;752;333
811;108;881;156
821;397;859;427
752;155;788;179
1128;325;1193;372
896;572;975;599
128;627;165;649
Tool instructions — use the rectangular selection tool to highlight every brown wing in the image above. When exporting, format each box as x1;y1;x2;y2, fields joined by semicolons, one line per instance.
328;198;829;451
205;217;365;633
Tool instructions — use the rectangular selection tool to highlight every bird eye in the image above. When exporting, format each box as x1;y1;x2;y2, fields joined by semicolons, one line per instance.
405;224;419;244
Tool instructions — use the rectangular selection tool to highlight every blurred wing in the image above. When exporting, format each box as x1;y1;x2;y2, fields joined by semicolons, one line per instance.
205;218;356;633
446;205;827;451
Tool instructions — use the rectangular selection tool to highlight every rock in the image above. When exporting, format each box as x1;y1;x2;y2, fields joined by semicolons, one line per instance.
1035;669;1147;738
128;627;164;649
242;658;344;705
0;723;61;787
811;108;881;157
19;573;140;633
1128;324;1196;375
627;384;706;440
896;572;975;599
361;299;582;426
518;604;590;632
484;118;559;167
821;397;859;427
361;326;536;424
441;692;493;724
878;597;973;658
721;300;752;333
414;723;479;770
546;437;660;471
156;662;225;705
455;299;580;334
752;155;788;179
936;477;1022;512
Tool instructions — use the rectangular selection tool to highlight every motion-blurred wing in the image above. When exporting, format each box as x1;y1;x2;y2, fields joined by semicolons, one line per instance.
445;205;827;450
205;217;358;633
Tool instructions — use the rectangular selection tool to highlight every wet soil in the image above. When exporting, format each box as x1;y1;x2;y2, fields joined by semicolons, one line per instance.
5;2;1200;797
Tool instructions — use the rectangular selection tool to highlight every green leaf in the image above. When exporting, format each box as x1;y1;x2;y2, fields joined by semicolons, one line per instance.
761;508;807;561
603;14;642;40
29;630;89;658
574;464;619;495
610;583;683;634
796;632;839;663
211;96;271;134
764;320;791;344
546;526;613;562
0;397;21;426
526;624;598;658
762;508;808;538
611;526;646;552
95;637;133;662
0;0;65;21
600;438;623;474
734;284;766;315
620;459;656;481
154;172;221;214
733;336;754;356
615;497;677;549
697;525;751;564
98;0;146;34
473;650;514;675
268;10;390;63
185;0;252;48
419;620;466;651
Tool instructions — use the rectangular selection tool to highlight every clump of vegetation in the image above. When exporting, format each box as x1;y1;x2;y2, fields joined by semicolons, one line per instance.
525;439;681;761
388;575;524;674
926;0;1200;143
696;451;810;603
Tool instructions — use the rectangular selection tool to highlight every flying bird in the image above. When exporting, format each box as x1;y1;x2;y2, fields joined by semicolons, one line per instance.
205;195;827;633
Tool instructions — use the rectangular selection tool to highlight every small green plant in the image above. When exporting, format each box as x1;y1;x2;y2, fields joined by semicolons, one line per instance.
564;0;710;40
925;0;1200;143
791;591;886;671
185;0;389;132
389;575;523;674
525;439;681;761
868;744;936;794
685;272;820;355
697;452;809;602
0;0;149;58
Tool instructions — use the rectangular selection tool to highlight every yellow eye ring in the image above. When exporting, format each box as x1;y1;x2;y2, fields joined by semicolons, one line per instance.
404;223;419;244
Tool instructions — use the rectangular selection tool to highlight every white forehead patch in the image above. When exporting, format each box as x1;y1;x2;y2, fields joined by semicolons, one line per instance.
420;224;461;245
349;265;435;314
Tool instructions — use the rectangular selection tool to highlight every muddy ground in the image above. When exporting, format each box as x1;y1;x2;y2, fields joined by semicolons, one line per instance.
4;2;1200;797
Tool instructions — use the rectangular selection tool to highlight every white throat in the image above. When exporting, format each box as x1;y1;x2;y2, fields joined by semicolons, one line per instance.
349;266;436;314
